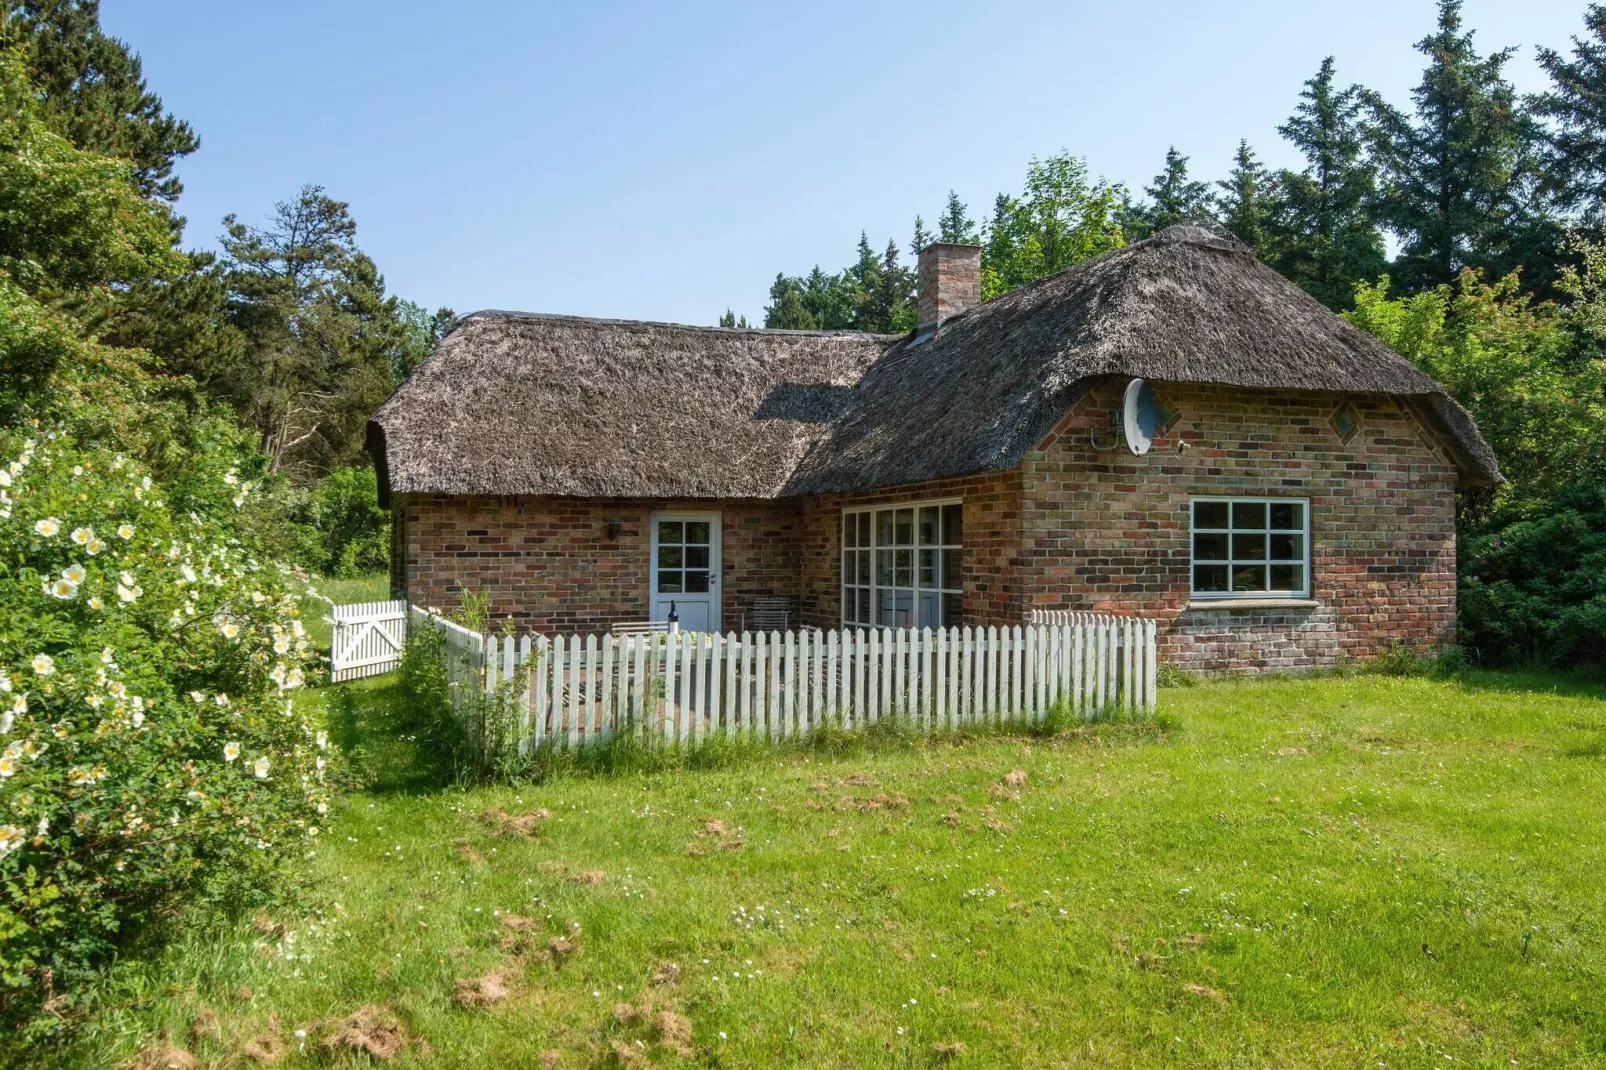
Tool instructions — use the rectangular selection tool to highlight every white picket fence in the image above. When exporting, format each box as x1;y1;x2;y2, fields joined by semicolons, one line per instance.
329;599;408;682
415;611;1156;754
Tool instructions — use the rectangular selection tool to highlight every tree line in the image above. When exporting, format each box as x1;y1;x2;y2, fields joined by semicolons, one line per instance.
753;0;1606;664
4;0;454;574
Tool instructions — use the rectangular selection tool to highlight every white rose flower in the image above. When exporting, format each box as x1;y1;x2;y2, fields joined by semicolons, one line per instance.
116;523;135;540
31;654;53;676
34;518;60;538
253;756;270;779
223;742;240;762
49;578;78;600
62;563;86;584
70;527;91;545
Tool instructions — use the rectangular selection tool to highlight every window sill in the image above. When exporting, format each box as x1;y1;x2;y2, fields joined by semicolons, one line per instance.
1185;597;1319;611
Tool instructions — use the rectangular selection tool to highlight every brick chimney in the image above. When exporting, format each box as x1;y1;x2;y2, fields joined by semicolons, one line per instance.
917;242;982;335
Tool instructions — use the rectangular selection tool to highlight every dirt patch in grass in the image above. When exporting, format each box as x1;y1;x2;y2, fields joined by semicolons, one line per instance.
240;1029;288;1063
835;793;909;812
320;1005;420;1060
479;808;550;837
654;1010;694;1056
121;1039;197;1070
454;969;514;1009
649;962;681;985
569;869;606;887
686;817;743;854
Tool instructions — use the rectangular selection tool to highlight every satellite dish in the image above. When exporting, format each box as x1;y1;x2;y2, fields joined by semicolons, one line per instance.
1123;378;1156;456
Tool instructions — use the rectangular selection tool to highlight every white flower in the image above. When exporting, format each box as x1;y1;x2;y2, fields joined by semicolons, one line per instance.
0;674;7;693
116;523;134;540
0;470;9;487
315;730;327;749
71;465;82;476
253;756;270;779
223;742;240;762
87;595;103;610
190;690;205;704
119;570;136;586
316;801;328;815
10;695;24;715
85;537;104;556
220;622;240;639
49;578;78;600
131;709;144;728
62;563;86;584
116;583;139;604
272;637;290;655
34;518;60;538
250;591;265;604
290;620;305;638
31;654;53;676
214;693;230;707
223;470;238;486
100;647;114;664
181;564;197;583
141;475;151;491
70;527;91;545
0;758;16;778
0;825;22;857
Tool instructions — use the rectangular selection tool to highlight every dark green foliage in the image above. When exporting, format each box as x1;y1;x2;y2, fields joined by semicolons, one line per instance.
978;152;1126;298
219;185;409;479
1364;1;1528;290
762;232;914;333
716;308;748;329
293;464;390;577
1125;146;1213;238
938;190;978;243
1215;140;1276;252
1268;57;1386;310
1459;487;1606;666
7;0;198;203
1533;4;1606;221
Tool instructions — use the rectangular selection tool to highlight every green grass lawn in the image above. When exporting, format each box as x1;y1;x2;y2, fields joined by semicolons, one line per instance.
72;671;1606;1068
302;572;392;651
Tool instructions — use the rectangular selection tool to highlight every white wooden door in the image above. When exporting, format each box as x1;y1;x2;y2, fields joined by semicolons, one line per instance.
650;512;720;632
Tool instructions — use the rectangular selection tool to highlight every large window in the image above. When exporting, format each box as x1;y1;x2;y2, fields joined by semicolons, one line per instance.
842;501;962;629
1191;498;1309;598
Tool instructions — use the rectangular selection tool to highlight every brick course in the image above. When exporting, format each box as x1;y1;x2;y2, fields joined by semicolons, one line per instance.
396;380;1459;673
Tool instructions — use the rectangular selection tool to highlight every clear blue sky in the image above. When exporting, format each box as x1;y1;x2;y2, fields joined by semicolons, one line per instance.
106;0;1589;326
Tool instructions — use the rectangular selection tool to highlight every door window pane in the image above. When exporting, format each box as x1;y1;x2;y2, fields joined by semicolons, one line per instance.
894;509;914;545
919;507;939;546
1194;501;1229;528
686;521;710;544
1194;564;1229;592
1233;565;1267;591
942;504;962;545
684;571;709;593
1232;533;1267;560
657;520;683;544
941;548;962;590
1270;502;1304;530
1270;564;1302;591
858;513;872;545
657;571;683;593
685;546;709;569
843;514;857;548
1193;532;1229;559
877;510;894;545
918;549;936;588
894;549;912;586
1270;533;1303;560
658;546;682;568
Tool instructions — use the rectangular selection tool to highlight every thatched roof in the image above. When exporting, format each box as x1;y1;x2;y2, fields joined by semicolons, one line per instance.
370;312;891;502
371;226;1498;503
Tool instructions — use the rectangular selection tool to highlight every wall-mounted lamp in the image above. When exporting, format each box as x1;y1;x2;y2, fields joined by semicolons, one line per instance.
605;517;625;541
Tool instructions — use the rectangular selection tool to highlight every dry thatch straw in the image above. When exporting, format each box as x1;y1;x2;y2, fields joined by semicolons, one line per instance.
371;225;1497;504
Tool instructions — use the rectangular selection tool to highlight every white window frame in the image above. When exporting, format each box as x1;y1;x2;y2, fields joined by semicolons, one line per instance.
841;498;962;630
1190;496;1311;599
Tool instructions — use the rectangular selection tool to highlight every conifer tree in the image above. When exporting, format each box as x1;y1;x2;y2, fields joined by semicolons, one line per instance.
1215;140;1276;253
910;215;932;258
1127;147;1212;237
1364;0;1527;290
938;190;978;243
1269;57;1386;309
1532;4;1606;221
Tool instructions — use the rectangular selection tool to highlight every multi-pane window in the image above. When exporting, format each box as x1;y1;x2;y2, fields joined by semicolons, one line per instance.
1191;498;1309;598
842;501;962;629
654;519;712;594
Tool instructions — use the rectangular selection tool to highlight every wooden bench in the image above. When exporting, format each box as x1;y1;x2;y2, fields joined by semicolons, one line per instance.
611;619;671;637
744;596;791;633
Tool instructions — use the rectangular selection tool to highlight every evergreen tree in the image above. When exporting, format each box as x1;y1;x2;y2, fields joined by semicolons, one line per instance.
763;274;821;329
1215;140;1276;253
938;190;978;243
1127;147;1212;237
910;215;932;258
8;0;199;203
1364;0;1527;290
716;308;750;329
219;185;408;478
1532;4;1606;221
858;239;916;333
1270;57;1387;309
394;300;456;383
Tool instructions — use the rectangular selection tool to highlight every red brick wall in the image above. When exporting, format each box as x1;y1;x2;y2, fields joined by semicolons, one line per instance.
795;471;1024;630
397;495;801;635
396;380;1460;673
1018;379;1460;672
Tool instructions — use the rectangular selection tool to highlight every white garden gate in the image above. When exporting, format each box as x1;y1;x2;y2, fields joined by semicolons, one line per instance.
329;599;408;681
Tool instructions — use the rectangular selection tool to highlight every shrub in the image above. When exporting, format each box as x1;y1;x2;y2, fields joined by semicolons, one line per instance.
1459;486;1606;666
295;465;389;578
0;426;335;1039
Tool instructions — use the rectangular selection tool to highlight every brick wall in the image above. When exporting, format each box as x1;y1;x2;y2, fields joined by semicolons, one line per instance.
397;495;801;635
1018;379;1459;672
795;470;1023;630
395;380;1460;673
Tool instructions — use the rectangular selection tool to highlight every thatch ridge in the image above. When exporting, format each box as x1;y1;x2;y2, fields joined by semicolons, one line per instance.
372;226;1498;502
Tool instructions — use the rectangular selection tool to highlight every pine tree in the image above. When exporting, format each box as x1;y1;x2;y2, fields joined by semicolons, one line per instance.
938;190;978;243
1365;0;1527;290
910;215;932;258
1215;140;1276;253
1270;57;1387;309
763;274;821;329
11;0;199;203
1532;4;1606;221
1127;147;1212;237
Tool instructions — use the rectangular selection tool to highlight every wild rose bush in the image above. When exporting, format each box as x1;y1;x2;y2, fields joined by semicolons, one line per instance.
0;425;335;1034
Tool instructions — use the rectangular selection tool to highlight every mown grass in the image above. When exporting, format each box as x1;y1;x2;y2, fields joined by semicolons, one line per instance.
67;670;1606;1068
